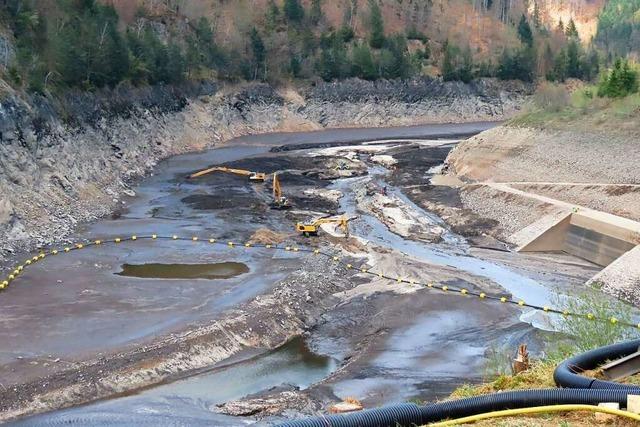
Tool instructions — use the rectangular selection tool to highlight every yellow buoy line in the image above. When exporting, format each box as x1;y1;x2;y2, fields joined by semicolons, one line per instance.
2;234;639;330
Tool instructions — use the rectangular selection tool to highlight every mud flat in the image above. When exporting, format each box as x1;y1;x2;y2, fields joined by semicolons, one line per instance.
0;124;605;425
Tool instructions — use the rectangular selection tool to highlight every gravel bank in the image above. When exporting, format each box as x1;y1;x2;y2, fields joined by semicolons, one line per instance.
459;185;558;242
449;126;640;185
513;184;640;221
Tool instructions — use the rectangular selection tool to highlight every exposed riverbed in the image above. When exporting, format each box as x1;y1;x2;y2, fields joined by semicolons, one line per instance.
0;123;602;425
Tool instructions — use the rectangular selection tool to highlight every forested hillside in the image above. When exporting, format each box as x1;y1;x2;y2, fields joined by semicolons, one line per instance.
596;0;640;58
0;0;627;93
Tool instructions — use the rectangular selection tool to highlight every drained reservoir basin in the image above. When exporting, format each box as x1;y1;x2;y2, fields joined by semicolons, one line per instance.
0;122;609;425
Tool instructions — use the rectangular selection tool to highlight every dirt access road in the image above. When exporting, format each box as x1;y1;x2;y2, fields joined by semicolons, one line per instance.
0;122;602;425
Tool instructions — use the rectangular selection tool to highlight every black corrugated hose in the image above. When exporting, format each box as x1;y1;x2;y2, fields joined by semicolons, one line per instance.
554;339;640;389
277;339;640;427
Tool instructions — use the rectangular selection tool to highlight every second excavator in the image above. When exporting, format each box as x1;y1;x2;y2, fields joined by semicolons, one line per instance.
271;172;291;210
296;216;350;237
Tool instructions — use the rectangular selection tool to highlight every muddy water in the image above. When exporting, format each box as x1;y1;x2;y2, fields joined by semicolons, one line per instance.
334;168;556;307
320;151;589;406
11;337;336;426
1;125;496;370
0;143;302;375
117;262;250;280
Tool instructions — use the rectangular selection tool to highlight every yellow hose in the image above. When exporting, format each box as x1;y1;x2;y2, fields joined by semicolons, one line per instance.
428;404;640;426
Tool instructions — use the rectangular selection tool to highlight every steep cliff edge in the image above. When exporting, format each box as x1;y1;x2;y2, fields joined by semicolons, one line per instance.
0;78;530;262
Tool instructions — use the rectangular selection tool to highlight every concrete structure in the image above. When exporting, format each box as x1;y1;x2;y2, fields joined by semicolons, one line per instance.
510;210;572;252
488;182;640;305
516;209;640;267
589;246;640;306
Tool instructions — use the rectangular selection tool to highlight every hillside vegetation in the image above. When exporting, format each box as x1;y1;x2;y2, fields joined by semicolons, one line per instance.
0;0;618;93
511;61;640;132
596;0;640;58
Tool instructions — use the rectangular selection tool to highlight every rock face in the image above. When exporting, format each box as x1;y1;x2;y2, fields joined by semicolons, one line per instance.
0;82;217;259
0;35;14;68
0;78;530;260
301;78;531;128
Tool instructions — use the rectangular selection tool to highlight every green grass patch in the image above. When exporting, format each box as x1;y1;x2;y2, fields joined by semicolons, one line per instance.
509;84;640;130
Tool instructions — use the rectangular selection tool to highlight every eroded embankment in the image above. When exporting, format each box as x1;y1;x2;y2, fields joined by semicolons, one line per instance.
0;78;530;262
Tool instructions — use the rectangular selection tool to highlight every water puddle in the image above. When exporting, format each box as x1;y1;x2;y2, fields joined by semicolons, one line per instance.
11;337;337;426
116;262;250;280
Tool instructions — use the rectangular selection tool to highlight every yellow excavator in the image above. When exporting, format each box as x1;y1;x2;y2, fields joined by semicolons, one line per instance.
189;166;267;182
271;172;291;209
296;216;350;237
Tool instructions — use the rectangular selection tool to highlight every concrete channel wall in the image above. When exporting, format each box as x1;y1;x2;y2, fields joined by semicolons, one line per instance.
515;209;640;305
517;210;640;267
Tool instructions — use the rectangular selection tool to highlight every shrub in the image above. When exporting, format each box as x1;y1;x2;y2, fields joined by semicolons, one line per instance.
533;82;569;112
556;291;640;355
598;59;639;98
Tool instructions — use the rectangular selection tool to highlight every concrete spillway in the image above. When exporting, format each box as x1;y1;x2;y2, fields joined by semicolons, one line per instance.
486;182;640;305
564;224;637;267
516;210;640;267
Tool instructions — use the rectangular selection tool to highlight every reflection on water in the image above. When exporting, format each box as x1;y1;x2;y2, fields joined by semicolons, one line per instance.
116;262;250;280
11;337;337;427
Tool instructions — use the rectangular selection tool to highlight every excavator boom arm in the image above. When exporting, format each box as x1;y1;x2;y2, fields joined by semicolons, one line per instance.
314;218;347;227
273;173;282;199
190;166;264;180
190;166;223;178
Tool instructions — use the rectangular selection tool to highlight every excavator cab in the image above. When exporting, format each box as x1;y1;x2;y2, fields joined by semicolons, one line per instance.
296;223;320;236
249;172;267;182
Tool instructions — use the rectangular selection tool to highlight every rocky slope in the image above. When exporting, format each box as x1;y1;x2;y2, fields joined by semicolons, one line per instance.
448;125;640;222
0;77;530;263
